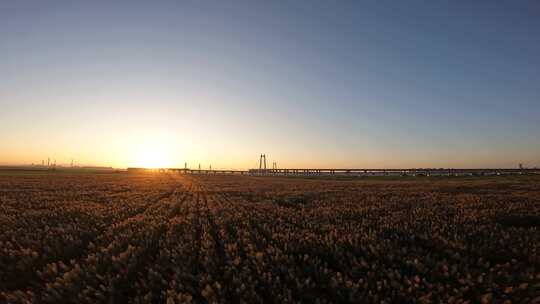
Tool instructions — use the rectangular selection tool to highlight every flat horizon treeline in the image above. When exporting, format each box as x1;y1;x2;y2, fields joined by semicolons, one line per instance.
1;173;539;303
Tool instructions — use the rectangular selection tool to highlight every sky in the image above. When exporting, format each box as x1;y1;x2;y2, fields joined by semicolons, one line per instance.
1;1;539;169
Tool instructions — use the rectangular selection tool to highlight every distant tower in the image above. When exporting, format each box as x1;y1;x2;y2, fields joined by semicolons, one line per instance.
42;160;44;166
71;159;74;167
47;158;50;167
185;162;187;169
198;163;201;171
259;154;267;173
209;165;212;170
519;163;524;170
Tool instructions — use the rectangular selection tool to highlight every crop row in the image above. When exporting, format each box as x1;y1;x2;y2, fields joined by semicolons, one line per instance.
1;173;539;303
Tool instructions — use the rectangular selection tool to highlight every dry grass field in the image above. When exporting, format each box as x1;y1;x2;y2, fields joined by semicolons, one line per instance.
1;172;539;303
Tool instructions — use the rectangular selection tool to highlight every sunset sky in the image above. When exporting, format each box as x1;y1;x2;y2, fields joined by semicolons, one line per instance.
1;1;539;169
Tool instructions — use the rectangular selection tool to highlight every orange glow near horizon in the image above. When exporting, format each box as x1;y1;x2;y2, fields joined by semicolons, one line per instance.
127;140;175;169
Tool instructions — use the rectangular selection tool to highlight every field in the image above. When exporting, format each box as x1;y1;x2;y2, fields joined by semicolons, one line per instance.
1;172;540;303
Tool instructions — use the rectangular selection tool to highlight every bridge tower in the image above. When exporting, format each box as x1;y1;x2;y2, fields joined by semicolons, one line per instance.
259;154;267;174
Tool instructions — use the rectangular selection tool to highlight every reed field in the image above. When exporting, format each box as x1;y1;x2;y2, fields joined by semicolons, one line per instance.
1;172;539;303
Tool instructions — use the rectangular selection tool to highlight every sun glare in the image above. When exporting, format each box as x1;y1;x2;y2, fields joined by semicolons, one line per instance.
129;142;173;169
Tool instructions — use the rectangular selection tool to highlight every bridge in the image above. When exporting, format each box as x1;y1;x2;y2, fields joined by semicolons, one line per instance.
128;167;539;176
171;168;247;175
128;167;248;174
247;168;539;176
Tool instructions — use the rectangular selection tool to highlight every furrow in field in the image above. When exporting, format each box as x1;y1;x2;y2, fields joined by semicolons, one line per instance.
0;175;182;297
33;175;190;303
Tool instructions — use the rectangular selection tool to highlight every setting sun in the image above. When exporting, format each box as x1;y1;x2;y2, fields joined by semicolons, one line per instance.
128;141;173;169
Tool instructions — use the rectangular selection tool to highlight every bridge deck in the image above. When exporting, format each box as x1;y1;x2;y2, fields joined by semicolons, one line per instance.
155;168;539;176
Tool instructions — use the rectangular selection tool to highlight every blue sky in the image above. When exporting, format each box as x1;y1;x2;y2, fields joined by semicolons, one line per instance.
1;1;539;168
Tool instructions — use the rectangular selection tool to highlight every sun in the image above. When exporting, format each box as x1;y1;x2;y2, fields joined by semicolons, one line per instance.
129;141;173;169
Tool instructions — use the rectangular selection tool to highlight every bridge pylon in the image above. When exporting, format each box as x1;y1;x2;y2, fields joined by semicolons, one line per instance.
259;154;267;174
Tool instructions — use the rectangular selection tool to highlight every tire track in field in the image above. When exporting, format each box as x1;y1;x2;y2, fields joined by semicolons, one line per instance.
125;178;214;303
6;175;185;296
180;176;254;302
118;180;197;304
197;181;237;302
213;187;347;303
184;182;211;303
0;185;175;293
159;181;208;303
35;175;189;302
200;181;280;302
